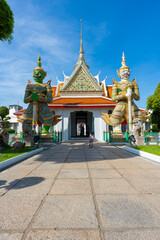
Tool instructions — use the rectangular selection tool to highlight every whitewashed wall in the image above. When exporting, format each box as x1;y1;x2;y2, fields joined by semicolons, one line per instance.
54;108;114;142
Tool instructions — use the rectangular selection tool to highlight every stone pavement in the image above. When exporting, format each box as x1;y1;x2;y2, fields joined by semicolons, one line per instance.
0;141;160;240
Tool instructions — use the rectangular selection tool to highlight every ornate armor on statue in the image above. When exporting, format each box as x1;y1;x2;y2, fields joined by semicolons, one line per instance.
101;53;148;127
20;54;61;128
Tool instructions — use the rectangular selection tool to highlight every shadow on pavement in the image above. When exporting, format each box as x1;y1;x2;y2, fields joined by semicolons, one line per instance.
32;141;137;164
0;177;45;190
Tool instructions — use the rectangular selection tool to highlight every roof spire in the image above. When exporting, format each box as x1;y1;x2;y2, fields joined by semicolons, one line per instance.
74;19;89;69
80;19;84;54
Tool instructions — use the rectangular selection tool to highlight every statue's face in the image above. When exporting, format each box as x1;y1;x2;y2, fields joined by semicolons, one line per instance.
33;70;45;83
120;68;130;80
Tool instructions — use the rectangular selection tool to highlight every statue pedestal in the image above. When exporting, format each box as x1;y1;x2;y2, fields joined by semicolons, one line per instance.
23;136;34;146
135;136;145;146
112;133;125;142
41;134;53;143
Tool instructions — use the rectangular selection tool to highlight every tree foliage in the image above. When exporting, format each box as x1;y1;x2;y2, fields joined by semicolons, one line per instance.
0;0;14;43
146;82;160;129
0;106;9;121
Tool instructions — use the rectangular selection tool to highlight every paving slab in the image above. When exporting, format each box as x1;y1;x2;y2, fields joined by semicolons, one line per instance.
143;194;160;212
118;168;155;179
109;159;141;169
0;233;23;240
92;178;137;194
103;229;160;240
63;162;87;169
127;177;160;194
51;153;68;159
0;165;39;180
96;194;160;228
147;168;160;178
27;168;59;178
90;169;122;179
0;179;20;196
86;155;104;159
0;192;45;230
6;177;53;196
32;195;98;228
66;158;86;163
37;162;63;170
133;158;160;169
88;161;113;169
58;169;89;178
50;179;92;194
25;229;101;240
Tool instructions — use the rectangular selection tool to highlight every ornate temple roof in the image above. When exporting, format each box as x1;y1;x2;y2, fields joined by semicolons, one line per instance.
59;22;104;96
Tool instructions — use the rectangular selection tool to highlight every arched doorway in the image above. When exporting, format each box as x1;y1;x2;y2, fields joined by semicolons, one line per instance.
70;111;93;138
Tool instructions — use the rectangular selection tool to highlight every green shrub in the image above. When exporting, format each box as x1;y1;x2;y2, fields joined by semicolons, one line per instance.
6;128;15;133
148;124;160;132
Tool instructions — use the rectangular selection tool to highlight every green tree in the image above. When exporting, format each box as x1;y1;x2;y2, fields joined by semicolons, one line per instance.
0;106;9;121
146;82;160;129
0;0;14;43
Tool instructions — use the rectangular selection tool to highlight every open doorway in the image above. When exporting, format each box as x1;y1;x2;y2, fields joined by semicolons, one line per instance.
70;111;93;138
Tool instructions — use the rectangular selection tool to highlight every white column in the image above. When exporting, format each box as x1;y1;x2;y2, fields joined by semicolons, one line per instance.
93;109;102;141
62;111;69;141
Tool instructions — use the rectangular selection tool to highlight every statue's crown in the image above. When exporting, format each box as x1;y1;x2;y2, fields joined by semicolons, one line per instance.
33;54;47;77
117;52;130;77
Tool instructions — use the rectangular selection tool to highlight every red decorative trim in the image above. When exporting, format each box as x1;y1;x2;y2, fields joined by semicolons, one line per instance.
49;105;115;108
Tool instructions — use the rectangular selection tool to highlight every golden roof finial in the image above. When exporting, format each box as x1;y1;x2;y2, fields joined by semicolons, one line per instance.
121;52;126;66
74;19;89;69
80;19;84;54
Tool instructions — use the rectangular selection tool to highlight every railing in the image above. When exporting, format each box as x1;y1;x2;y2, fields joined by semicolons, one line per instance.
143;132;160;144
8;133;23;144
9;131;62;144
103;131;128;143
39;131;62;144
103;131;160;144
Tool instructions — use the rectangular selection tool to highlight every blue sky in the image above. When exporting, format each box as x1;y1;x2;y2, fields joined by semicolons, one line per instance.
0;0;160;109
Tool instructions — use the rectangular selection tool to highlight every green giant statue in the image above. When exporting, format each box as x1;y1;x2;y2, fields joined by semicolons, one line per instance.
20;54;61;132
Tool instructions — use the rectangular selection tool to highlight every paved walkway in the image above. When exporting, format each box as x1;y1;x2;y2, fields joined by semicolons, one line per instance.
0;141;160;240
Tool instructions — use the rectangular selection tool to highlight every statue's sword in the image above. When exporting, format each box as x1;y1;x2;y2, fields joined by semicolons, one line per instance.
127;87;132;132
32;89;37;131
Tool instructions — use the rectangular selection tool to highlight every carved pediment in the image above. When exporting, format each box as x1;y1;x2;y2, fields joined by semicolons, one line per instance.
61;66;102;93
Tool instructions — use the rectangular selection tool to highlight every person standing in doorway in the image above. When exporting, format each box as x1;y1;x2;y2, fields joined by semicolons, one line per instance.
89;132;95;148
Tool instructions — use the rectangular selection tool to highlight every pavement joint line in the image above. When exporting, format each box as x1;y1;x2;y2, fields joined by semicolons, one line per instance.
93;145;159;206
1;158;47;197
83;143;104;240
106;148;144;194
22;227;101;231
105;147;160;216
140;192;160;216
21;145;72;240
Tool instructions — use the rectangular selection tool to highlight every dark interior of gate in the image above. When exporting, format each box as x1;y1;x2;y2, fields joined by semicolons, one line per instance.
70;111;93;138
